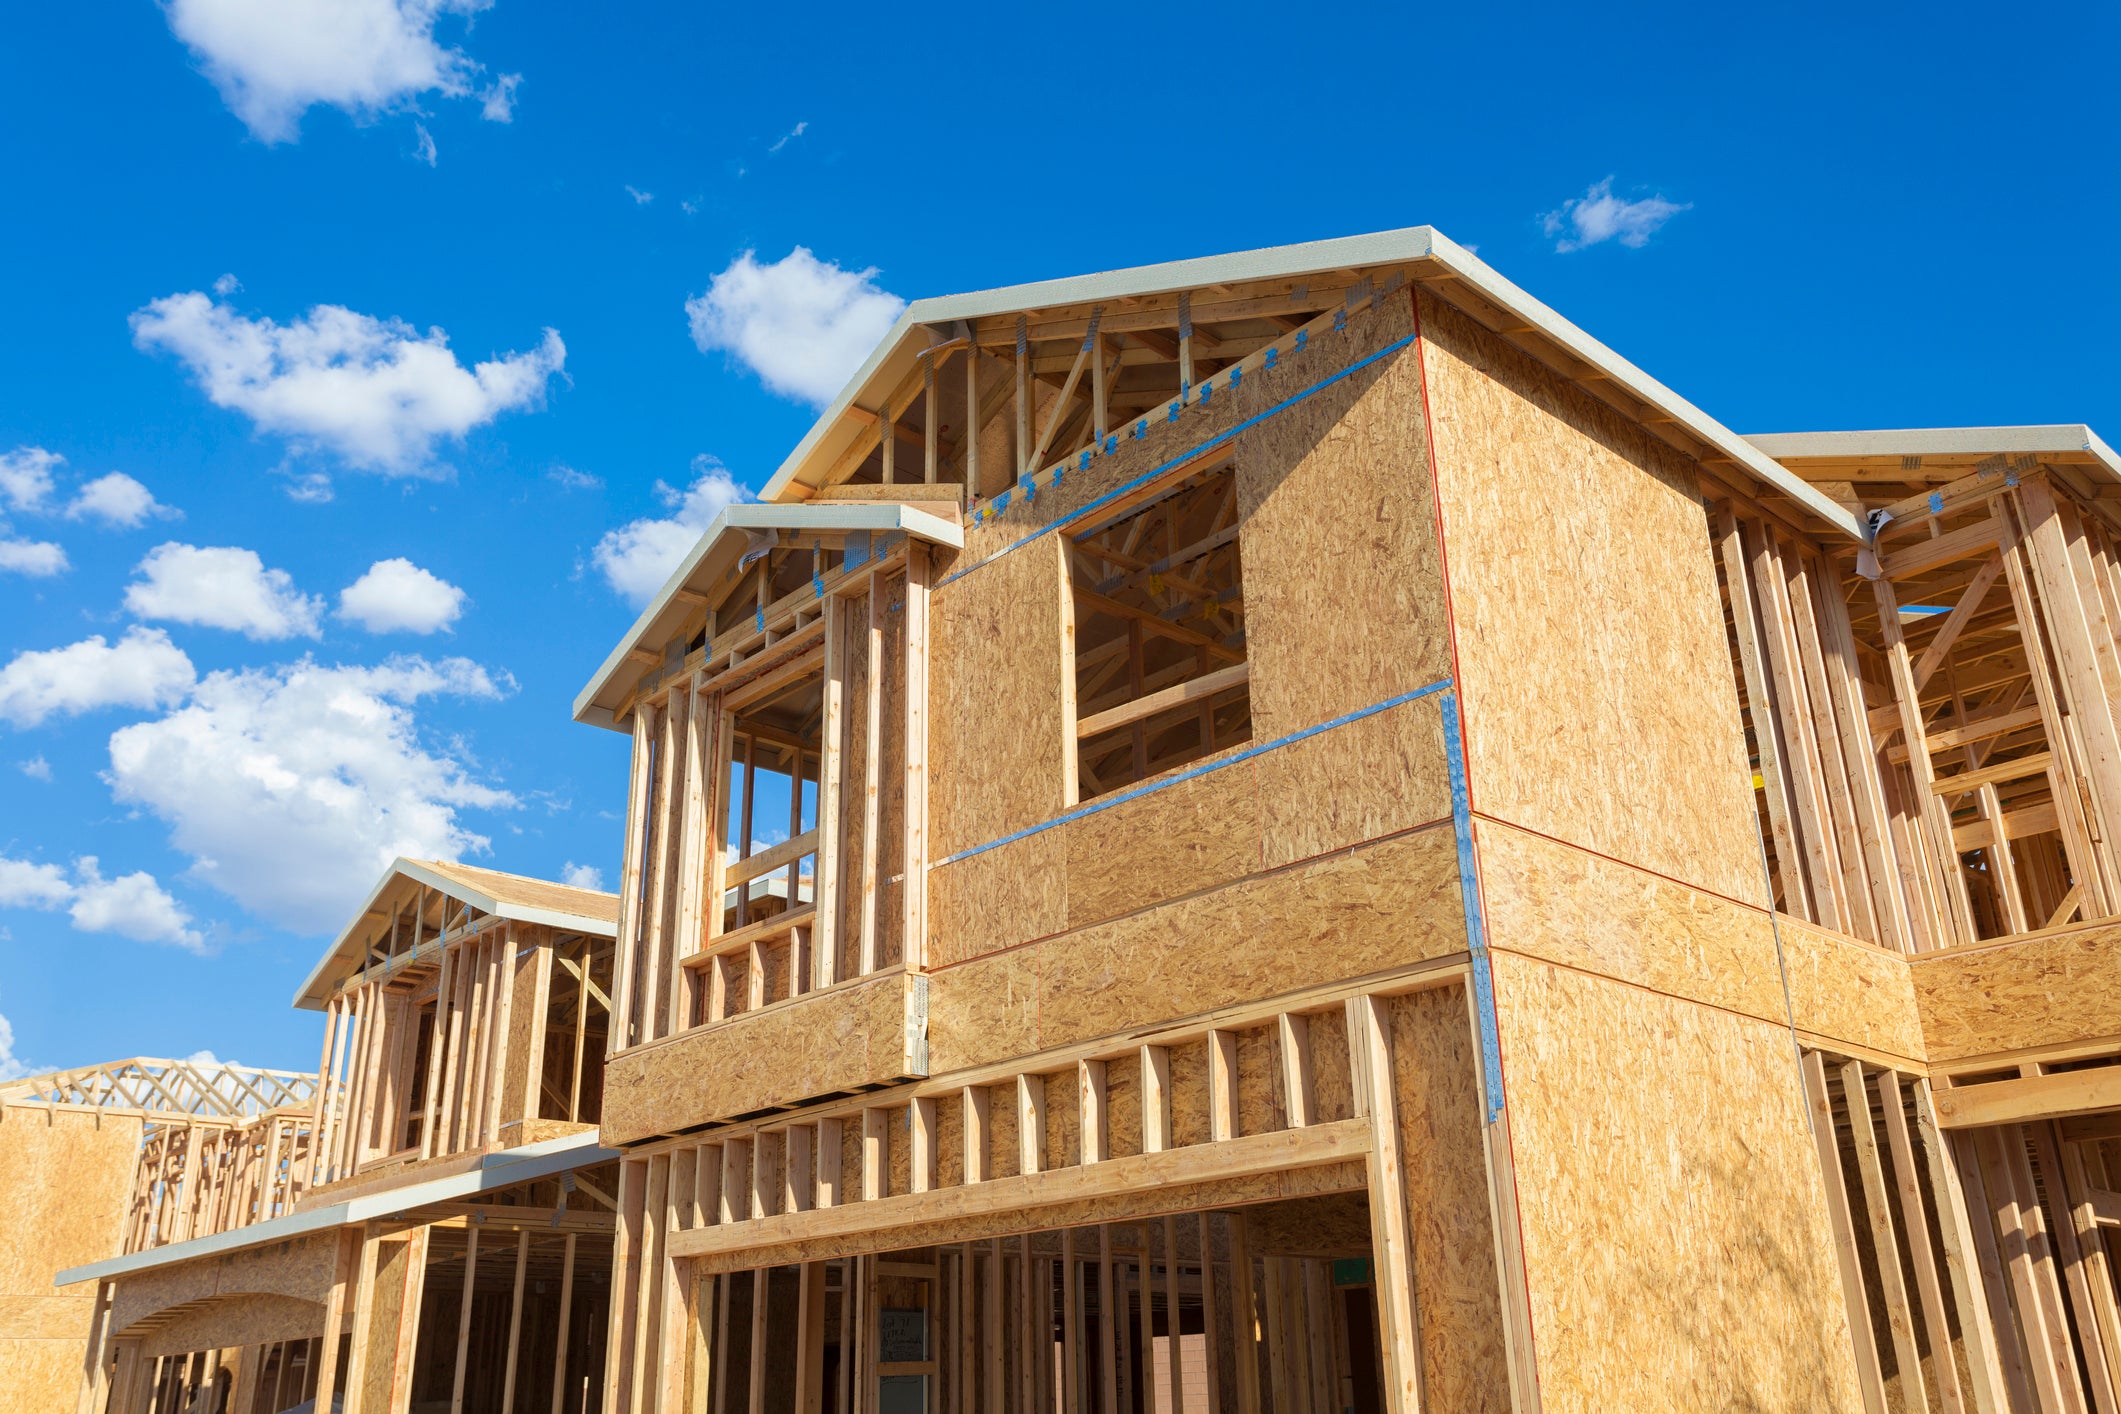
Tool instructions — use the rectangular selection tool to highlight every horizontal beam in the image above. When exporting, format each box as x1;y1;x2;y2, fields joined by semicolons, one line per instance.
1879;517;2002;581
723;829;820;889
668;1117;1371;1261
1931;1067;2121;1129
1077;662;1251;740
1929;751;2053;798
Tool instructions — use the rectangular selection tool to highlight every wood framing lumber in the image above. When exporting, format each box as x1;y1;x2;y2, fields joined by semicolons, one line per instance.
1933;1069;2121;1129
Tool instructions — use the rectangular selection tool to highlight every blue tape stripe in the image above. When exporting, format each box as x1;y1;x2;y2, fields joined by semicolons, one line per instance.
936;677;1451;869
1440;690;1506;1124
939;330;1420;590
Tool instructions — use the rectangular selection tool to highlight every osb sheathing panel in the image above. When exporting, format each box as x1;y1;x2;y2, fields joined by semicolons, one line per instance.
1241;1193;1372;1258
1388;984;1510;1412
1491;954;1864;1411
926;827;1464;1075
1417;292;1766;907
111;1231;339;1337
1236;295;1451;737
1911;919;2121;1062
1477;820;1922;1063
929;534;1073;858
600;970;920;1144
0;1103;139;1297
0;1338;87;1414
141;1292;324;1357
926;697;1452;968
0;1295;96;1341
500;933;548;1126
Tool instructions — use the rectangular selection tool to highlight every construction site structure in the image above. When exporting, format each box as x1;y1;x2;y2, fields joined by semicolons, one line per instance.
26;226;2121;1414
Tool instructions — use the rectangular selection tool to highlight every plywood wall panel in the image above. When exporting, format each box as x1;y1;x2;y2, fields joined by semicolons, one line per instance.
927;827;1464;1074
1387;984;1510;1412
0;1103;138;1297
1236;296;1451;739
1491;953;1865;1411
929;536;1073;858
1062;764;1261;928
600;971;922;1144
0;1338;87;1414
927;830;1067;969
1911;920;2121;1062
1418;292;1765;906
1477;819;1923;1063
1256;697;1452;871
141;1292;324;1357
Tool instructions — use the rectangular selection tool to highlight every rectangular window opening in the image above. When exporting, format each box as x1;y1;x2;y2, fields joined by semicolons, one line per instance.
722;669;823;932
1069;458;1249;800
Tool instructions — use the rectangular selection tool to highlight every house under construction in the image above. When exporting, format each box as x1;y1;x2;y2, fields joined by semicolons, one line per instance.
18;226;2121;1414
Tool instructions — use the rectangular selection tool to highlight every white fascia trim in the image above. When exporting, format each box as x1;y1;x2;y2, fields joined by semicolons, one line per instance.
1746;425;2121;481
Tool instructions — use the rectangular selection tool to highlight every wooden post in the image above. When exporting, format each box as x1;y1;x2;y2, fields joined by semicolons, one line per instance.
901;543;930;969
1227;1215;1261;1414
795;1261;829;1414
612;707;656;1053
553;1232;578;1414
1018;1075;1046;1176
1875;1071;1967;1414
1839;1060;1928;1414
1349;995;1424;1414
1800;1052;1888;1414
312;1230;357;1414
1062;1230;1082;1414
816;600;845;990
1141;1047;1171;1154
450;1224;480;1414
1973;1127;2078;1414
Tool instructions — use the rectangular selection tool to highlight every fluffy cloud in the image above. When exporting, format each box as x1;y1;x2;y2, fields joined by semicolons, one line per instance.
0;448;60;513
0;537;66;577
1540;177;1692;253
560;861;604;890
17;757;51;782
67;473;178;528
591;457;748;604
0;854;203;951
163;0;523;144
0;1015;34;1083
625;185;654;205
685;248;904;406
125;543;324;641
107;655;513;934
0;628;196;728
338;558;466;634
131;288;566;474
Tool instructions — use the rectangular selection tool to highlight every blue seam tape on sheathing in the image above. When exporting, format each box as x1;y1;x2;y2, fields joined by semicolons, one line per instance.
812;541;823;597
755;604;765;631
1134;420;1147;439
1440;690;1507;1125
1295;329;1308;352
1104;434;1118;455
1199;381;1212;406
1229;364;1242;389
1264;347;1278;370
1024;478;1036;503
1051;465;1063;491
1333;308;1346;334
994;489;1011;514
1168;400;1181;423
1079;450;1092;471
973;506;985;527
1929;492;1944;514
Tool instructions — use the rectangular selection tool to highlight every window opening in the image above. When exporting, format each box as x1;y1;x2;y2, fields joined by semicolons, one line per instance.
1070;459;1249;799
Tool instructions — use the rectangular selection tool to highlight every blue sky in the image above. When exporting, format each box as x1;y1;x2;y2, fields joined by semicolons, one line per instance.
0;0;2112;1077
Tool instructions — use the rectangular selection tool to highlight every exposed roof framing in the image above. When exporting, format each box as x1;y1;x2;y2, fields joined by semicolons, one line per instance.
755;225;1862;539
292;856;620;1012
1749;425;2121;536
55;1128;617;1287
573;498;964;732
0;1056;318;1119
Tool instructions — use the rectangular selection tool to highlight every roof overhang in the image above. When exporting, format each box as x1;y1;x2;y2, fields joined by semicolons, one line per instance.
293;857;619;1011
55;1129;617;1288
754;225;1863;540
573;500;965;733
1746;425;2121;485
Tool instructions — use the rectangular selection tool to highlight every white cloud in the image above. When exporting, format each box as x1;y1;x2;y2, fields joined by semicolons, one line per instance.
625;185;654;205
163;0;514;144
126;543;324;641
0;537;67;578
591;457;749;604
0;858;72;909
339;558;466;634
213;274;242;297
0;628;196;728
1540;177;1691;253
107;655;513;934
548;465;601;492
0;448;60;513
17;757;51;782
412;122;438;166
560;861;603;890
685;248;904;406
768;120;808;153
131;288;566;474
0;854;203;952
479;72;521;122
0;1014;34;1083
67;473;178;528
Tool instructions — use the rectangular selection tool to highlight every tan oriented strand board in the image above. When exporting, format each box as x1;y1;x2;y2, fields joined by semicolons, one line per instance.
0;1338;88;1414
1477;820;1923;1063
1911;919;2121;1062
928;830;1066;968
1418;292;1766;907
109;1232;341;1338
1491;954;1865;1411
927;826;1464;1074
1255;696;1453;871
600;971;922;1145
1062;760;1263;929
1235;294;1453;738
929;534;1075;859
1388;984;1511;1412
141;1292;325;1358
0;1103;139;1296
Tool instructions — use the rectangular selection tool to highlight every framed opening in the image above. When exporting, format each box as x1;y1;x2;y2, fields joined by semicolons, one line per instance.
1069;458;1250;800
723;670;823;931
